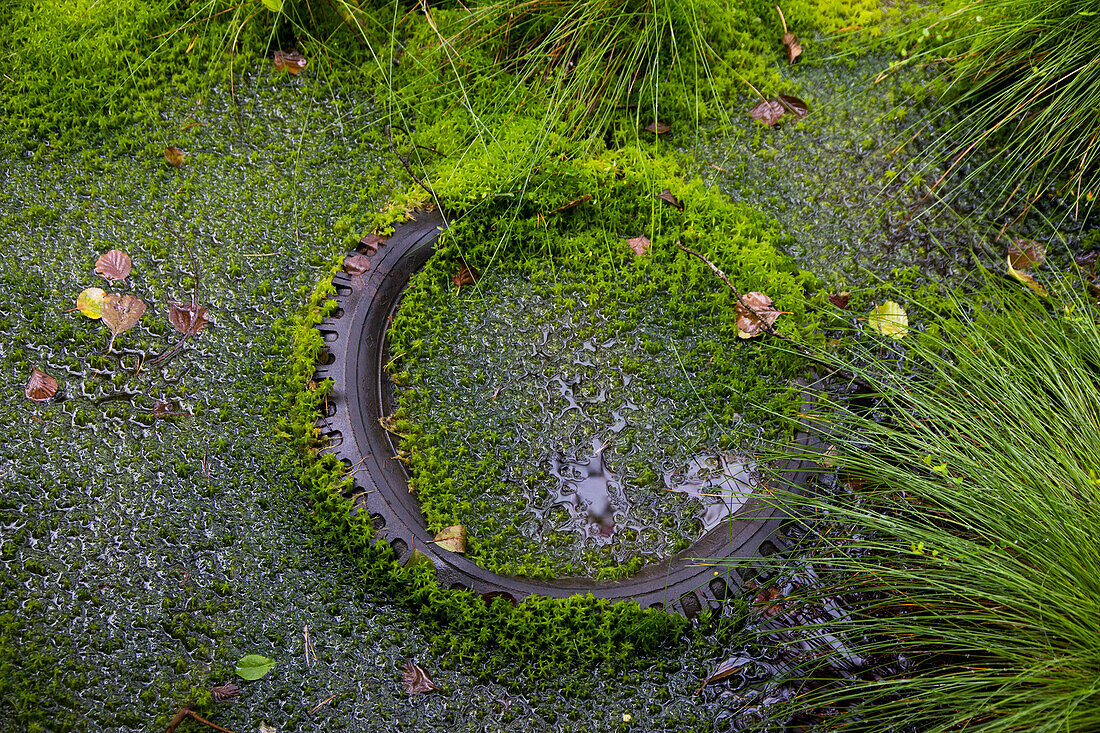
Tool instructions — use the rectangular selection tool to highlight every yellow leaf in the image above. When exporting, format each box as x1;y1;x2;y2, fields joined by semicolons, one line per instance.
1007;255;1048;296
868;301;908;339
432;524;467;553
76;287;105;319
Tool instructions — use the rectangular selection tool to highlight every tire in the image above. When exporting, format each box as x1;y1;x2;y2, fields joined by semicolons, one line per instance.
314;210;813;617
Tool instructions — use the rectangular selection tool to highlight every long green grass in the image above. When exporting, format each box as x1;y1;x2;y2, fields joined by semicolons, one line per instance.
755;280;1100;731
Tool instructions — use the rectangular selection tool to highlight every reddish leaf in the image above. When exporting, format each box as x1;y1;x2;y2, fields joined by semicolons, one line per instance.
749;100;785;127
165;147;186;167
828;292;851;310
627;235;651;256
777;94;809;119
401;662;438;695
657;189;683;210
25;368;58;402
344;254;372;275
1008;238;1046;270
274;49;308;74
358;233;386;255
152;400;174;419
95;249;132;282
168;301;210;336
735;292;781;338
644;121;670;135
101;293;146;351
453;266;479;287
783;32;802;64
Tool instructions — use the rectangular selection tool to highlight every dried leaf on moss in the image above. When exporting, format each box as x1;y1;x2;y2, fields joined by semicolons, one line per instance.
453;266;479;287
169;301;210;335
165;146;186;167
1007;257;1049;296
401;661;439;695
25;368;58;402
101;293;145;351
867;301;908;338
828;292;850;310
783;32;802;63
77;287;105;319
644;121;670;134
95;249;132;282
274;50;307;74
735;292;781;338
1008;238;1046;270
749;100;785;127
627;235;651;256
658;189;682;210
432;524;467;553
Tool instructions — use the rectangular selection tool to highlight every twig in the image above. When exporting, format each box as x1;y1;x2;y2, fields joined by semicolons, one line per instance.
385;124;437;200
165;706;237;733
310;694;338;713
148;220;201;367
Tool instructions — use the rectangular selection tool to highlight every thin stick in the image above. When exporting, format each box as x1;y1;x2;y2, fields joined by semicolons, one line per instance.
165;707;237;733
385;124;437;200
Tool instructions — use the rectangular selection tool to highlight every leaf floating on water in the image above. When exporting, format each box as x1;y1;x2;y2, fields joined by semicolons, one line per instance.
827;291;850;310
235;654;276;681
627;235;651;256
168;301;210;336
1008;237;1046;270
25;368;58;402
867;301;908;338
644;121;670;135
735;292;781;338
344;254;371;275
1007;257;1049;297
95;249;132;282
101;293;146;351
695;654;752;694
432;524;467;553
453;266;479;287
783;32;802;63
274;49;308;75
76;287;106;319
164;146;186;167
657;189;683;210
401;661;439;695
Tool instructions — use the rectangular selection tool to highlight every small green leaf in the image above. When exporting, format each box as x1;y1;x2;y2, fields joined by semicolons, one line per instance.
235;654;276;680
261;0;283;12
867;301;908;339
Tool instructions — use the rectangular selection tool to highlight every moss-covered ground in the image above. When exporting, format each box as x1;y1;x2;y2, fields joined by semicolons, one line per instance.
2;0;1095;731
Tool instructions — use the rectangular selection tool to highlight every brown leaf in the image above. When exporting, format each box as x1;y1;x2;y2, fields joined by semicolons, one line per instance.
211;681;241;703
432;524;467;553
549;193;592;214
1008;238;1046;270
657;189;682;210
344;254;372;275
95;249;132;282
101;293;146;351
165;147;186;167
25;368;58;402
828;292;850;310
274;49;307;74
627;235;651;256
644;121;670;135
695;654;751;694
453;266;478;287
401;661;439;695
168;301;210;336
749;100;785;127
735;292;781;338
783;32;802;64
152;400;174;419
358;233;386;255
777;94;809;119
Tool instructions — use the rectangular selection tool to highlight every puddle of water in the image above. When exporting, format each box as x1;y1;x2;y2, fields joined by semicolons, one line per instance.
665;453;760;531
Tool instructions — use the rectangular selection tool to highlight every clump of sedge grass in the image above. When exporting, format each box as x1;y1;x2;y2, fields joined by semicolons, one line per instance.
758;280;1100;731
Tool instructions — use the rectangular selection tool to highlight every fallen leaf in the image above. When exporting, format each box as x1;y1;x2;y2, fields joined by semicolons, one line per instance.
76;287;106;319
211;681;241;703
827;292;850;310
867;301;908;338
261;0;282;11
344;254;371;275
168;301;210;336
152;400;174;419
1008;238;1046;270
627;235;651;256
644;121;670;135
749;99;785;127
783;32;802;63
777;94;809;119
358;233;386;255
403;548;435;572
235;654;276;681
453;266;478;287
259;723;277;733
101;293;146;351
401;661;439;695
695;654;752;694
164;147;186;167
25;368;58;402
657;189;683;210
549;193;592;214
735;292;781;338
432;525;467;553
95;249;132;282
274;49;307;75
1007;257;1049;296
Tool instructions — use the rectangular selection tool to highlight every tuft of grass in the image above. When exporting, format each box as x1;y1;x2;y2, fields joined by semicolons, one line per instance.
756;279;1100;731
